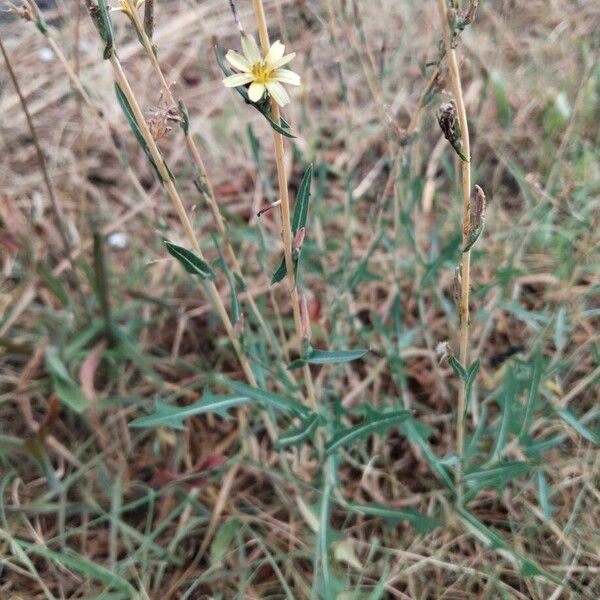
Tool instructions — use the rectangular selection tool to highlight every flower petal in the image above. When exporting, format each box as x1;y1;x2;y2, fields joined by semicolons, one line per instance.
265;81;290;107
270;52;296;70
225;50;251;73
274;69;301;85
241;33;262;64
248;82;266;102
223;73;254;88
265;40;285;67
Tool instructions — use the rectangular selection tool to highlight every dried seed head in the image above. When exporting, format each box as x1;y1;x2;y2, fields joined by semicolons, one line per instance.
437;102;457;141
436;340;450;364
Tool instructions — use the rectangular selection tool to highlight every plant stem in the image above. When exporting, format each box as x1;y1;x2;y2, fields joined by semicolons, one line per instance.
250;0;318;411
107;52;259;391
437;0;472;504
125;5;292;378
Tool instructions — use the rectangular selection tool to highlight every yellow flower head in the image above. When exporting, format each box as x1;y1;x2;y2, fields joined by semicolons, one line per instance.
222;34;300;107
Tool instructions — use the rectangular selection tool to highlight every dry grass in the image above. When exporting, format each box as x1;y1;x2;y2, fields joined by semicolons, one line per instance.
0;0;599;598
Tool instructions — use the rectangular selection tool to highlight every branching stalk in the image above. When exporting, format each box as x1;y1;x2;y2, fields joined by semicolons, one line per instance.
121;3;291;375
106;52;258;389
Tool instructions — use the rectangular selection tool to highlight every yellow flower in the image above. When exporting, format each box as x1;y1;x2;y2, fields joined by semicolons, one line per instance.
222;34;300;107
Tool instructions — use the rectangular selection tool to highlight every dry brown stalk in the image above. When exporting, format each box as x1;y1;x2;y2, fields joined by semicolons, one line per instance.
437;0;472;503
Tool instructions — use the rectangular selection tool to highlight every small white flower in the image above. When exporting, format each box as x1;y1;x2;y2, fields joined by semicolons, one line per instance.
222;34;300;107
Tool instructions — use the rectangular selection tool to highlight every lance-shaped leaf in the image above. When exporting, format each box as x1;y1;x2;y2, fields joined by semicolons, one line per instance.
211;234;241;323
93;0;114;59
463;223;484;253
346;503;442;534
325;407;411;456
401;419;455;492
272;165;314;284
214;42;295;138
457;507;560;583
291;165;313;234
289;347;369;370
129;393;251;429
219;377;310;418
537;471;556;521
271;257;287;285
555;408;600;445
449;357;480;417
463;461;530;501
178;99;190;135
164;241;216;281
45;347;88;413
276;413;320;449
17;541;135;595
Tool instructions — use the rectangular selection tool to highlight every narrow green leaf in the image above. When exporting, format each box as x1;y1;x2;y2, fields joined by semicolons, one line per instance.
463;461;529;500
271;255;287;284
448;355;468;381
347;503;442;533
463;225;484;252
276;413;320;449
45;347;88;413
305;348;369;365
19;540;135;594
291;165;313;234
211;518;238;566
271;165;313;283
555;408;600;445
212;239;241;324
457;507;560;584
536;471;556;521
325;407;411;456
129;393;251;429
219;377;310;417
491;365;517;461
519;351;543;440
401;419;455;492
178;99;190;135
464;358;480;414
288;357;308;371
34;12;48;35
164;241;216;281
95;0;114;59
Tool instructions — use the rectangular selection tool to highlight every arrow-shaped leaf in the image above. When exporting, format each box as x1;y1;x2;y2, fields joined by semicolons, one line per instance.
463;461;530;500
325;407;411;456
219;377;310;418
347;503;442;534
129;393;251;429
276;413;320;449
